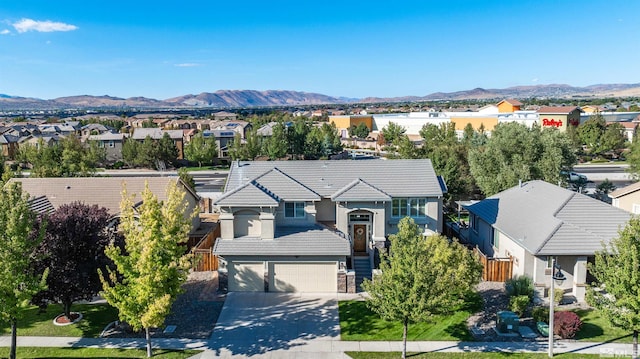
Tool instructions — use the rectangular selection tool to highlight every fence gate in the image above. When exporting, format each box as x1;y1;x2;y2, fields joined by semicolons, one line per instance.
473;247;513;282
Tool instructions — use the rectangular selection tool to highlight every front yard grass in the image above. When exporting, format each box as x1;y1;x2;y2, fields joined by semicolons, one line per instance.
339;298;478;341
347;353;599;358
0;303;118;338
571;308;633;343
0;347;200;358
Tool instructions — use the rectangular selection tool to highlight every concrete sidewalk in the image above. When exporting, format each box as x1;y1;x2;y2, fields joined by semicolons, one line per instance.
0;336;634;358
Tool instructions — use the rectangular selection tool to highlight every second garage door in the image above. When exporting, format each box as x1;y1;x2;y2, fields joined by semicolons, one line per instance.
270;262;337;292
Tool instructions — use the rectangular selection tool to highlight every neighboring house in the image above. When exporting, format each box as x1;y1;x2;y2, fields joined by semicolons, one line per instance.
213;159;446;293
610;182;640;214
497;99;523;113
208;120;252;139
213;111;238;121
608;121;637;143
581;105;606;114
0;133;19;159
88;132;128;162
536;106;582;131
464;180;630;302
203;129;237;158
131;128;184;159
80;123;115;139
9;177;202;236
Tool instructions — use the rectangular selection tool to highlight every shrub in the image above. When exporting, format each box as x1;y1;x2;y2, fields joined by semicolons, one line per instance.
509;295;530;316
506;275;534;299
554;288;564;305
554;311;583;339
532;306;549;323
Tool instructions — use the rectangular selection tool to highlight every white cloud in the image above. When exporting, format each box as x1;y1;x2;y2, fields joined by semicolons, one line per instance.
12;18;78;33
175;63;200;67
532;78;539;83
0;29;9;35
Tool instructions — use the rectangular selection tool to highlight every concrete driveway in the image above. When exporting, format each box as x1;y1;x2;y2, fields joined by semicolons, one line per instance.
206;292;345;358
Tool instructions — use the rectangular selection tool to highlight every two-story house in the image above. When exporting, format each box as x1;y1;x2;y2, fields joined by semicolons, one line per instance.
213;159;446;293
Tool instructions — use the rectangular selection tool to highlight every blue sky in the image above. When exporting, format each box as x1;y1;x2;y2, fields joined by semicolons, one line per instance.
1;0;638;100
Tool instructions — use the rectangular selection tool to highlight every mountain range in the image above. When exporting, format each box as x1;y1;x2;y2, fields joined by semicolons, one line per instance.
2;83;640;111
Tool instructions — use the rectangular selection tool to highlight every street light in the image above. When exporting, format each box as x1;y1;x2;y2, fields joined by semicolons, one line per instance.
548;257;566;358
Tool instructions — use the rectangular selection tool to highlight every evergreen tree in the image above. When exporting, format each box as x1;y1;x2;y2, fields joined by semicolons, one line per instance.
263;122;288;160
157;132;178;166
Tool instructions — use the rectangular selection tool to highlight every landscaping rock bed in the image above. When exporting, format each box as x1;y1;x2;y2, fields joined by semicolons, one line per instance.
102;271;225;339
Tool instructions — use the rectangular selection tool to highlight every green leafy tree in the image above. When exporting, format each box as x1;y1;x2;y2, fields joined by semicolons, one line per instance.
601;123;627;157
99;181;194;357
362;217;482;359
263;122;288;160
138;136;159;169
288;119;311;159
0;182;48;359
380;122;407;146
349;122;370;138
184;132;217;167
578;114;607;154
397;136;420;159
591;217;640;359
469;123;576;196
628;134;640;179
305;123;343;159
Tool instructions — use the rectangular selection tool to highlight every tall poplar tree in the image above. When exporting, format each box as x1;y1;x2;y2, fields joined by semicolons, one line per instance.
591;216;640;359
362;217;482;359
99;181;194;357
0;182;48;359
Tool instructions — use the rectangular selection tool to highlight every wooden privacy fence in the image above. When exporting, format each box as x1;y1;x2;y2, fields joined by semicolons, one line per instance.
473;247;513;282
190;229;219;272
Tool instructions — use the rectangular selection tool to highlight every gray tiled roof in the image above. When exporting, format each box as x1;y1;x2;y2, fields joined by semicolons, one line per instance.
215;182;279;206
224;159;443;199
253;168;320;201
331;178;391;201
213;225;350;256
8;177;199;217
465;180;631;256
132;128;182;140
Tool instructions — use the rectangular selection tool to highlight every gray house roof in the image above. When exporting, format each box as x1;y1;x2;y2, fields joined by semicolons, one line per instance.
252;168;320;202
331;178;391;202
215;181;280;206
465;180;631;256
223;159;443;200
214;225;350;256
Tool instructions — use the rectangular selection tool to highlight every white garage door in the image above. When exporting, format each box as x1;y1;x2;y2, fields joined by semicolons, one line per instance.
229;262;264;292
270;262;337;292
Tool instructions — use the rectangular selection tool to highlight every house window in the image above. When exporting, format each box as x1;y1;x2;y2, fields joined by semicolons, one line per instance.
98;142;105;148
491;229;500;249
392;198;426;218
284;202;305;218
546;256;555;269
470;214;477;231
633;203;640;214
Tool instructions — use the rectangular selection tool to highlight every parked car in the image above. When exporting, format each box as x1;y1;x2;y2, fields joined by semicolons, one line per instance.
560;170;588;183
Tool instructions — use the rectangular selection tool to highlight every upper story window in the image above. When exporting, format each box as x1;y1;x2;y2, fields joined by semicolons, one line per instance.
392;198;426;218
284;202;305;218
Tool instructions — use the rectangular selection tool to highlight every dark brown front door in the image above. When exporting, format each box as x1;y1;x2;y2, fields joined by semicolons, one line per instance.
353;224;367;253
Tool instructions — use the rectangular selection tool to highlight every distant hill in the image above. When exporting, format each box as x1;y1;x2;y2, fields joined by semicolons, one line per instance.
2;83;640;111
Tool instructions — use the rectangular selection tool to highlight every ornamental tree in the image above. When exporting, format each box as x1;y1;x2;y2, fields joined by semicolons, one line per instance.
362;217;482;359
591;216;640;359
99;181;194;357
0;182;48;359
184;132;217;167
31;202;115;321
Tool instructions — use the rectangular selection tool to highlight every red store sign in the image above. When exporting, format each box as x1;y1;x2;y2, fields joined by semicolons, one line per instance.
542;118;563;127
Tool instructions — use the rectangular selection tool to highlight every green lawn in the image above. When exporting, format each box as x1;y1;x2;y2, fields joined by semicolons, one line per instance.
339;300;478;341
571;309;633;343
0;303;118;338
347;353;599;359
0;347;200;358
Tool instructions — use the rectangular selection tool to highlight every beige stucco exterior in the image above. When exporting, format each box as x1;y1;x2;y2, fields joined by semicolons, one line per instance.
611;190;640;214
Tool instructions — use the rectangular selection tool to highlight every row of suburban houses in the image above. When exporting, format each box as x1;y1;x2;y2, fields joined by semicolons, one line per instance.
4;157;639;302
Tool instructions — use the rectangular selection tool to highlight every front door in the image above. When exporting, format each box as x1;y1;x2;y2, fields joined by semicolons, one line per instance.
353;224;367;253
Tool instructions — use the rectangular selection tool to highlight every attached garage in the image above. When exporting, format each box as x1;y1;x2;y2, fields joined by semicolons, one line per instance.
228;262;264;292
269;262;337;292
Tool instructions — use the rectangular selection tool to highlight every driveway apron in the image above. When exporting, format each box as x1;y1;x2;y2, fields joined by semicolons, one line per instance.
207;292;341;357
